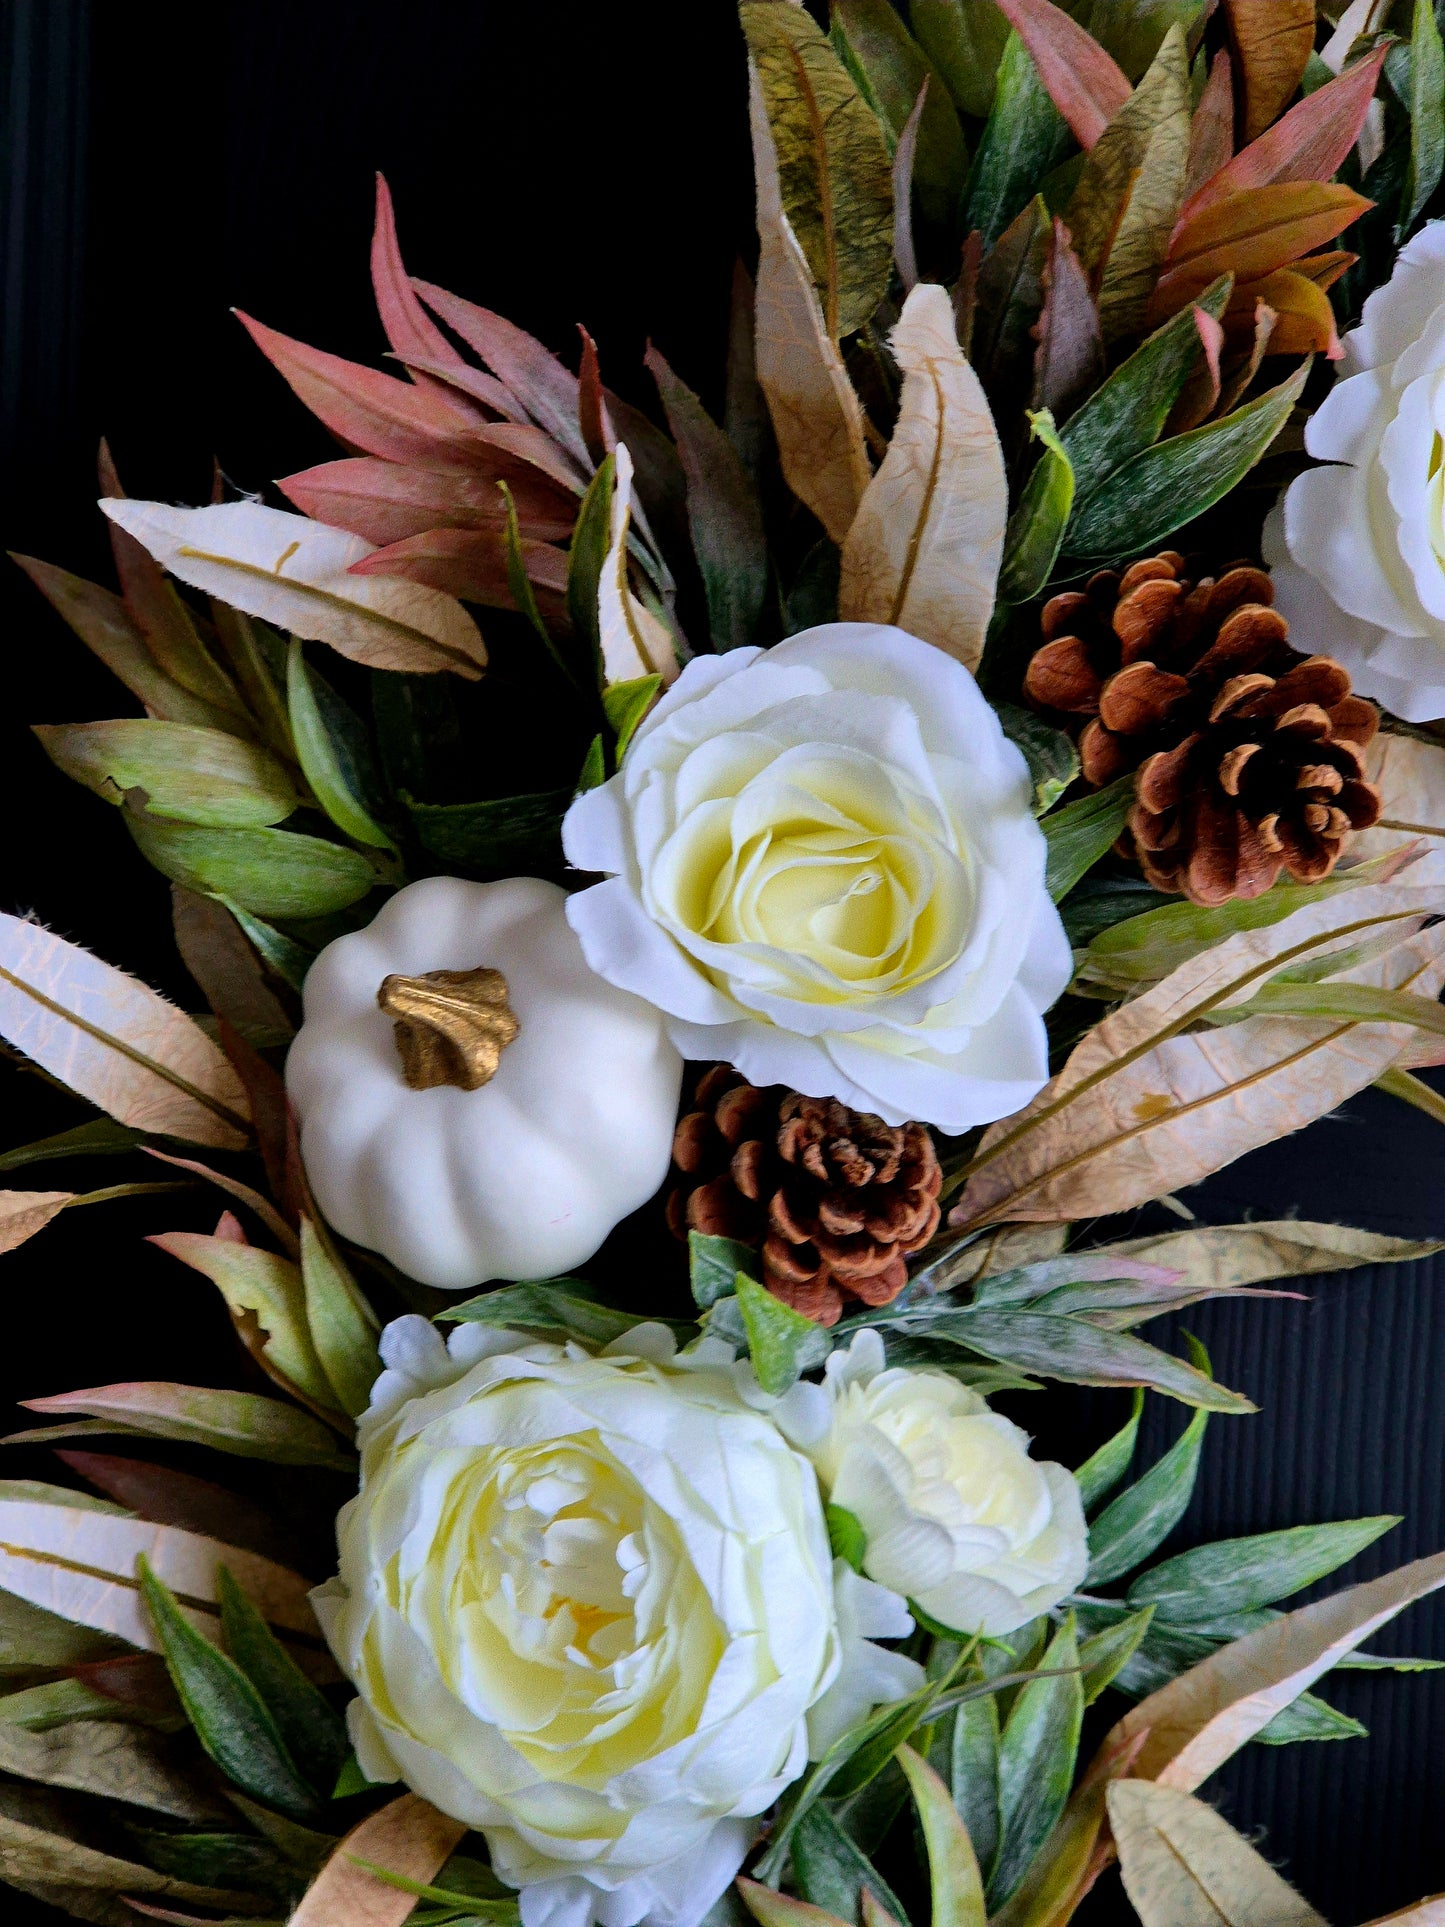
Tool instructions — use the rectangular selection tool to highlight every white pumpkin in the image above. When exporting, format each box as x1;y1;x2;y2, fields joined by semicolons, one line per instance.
286;876;683;1290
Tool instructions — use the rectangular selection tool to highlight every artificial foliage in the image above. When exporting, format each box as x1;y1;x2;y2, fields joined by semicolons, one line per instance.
3;4;1445;1926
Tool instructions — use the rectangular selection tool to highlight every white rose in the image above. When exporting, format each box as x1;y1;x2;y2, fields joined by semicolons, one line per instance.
772;1332;1088;1638
561;624;1072;1134
315;1318;922;1927
1266;221;1445;723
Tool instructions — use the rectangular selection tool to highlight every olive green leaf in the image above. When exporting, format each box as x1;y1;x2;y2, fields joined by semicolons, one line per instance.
34;720;301;829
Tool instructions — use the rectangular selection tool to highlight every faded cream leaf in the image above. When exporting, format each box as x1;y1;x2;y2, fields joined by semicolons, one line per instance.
1108;1780;1326;1927
1067;26;1192;344
1362;1900;1445;1926
0;1191;73;1255
599;446;679;686
288;1793;467;1927
750;69;872;545
1103;1221;1445;1290
100;499;487;680
740;0;894;339
952;856;1445;1227
0;914;251;1150
838;282;1006;668
0;1499;334;1679
1354;730;1445;861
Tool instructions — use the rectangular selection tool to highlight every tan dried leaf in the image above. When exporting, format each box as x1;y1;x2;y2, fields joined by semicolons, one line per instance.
1225;0;1317;143
0;913;251;1150
1102;1220;1445;1290
750;70;872;546
1067;27;1192;344
0;1191;73;1255
838;282;1006;668
288;1793;467;1927
599;445;678;685
0;1720;226;1822
952;857;1445;1227
1361;1899;1445;1926
1108;1780;1326;1927
1354;730;1445;860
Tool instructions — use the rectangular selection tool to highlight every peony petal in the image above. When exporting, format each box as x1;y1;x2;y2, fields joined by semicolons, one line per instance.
1343;222;1445;376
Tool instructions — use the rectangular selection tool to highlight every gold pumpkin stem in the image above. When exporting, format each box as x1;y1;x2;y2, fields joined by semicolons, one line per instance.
377;967;521;1092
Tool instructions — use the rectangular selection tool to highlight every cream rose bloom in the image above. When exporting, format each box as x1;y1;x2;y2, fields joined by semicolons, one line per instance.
561;625;1072;1134
1266;222;1445;722
314;1318;922;1927
767;1332;1088;1638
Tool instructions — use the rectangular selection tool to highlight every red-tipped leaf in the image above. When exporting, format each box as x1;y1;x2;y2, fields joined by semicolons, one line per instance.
411;278;589;463
1184;50;1235;204
349;526;569;609
577;325;616;467
992;0;1131;151
279;456;574;546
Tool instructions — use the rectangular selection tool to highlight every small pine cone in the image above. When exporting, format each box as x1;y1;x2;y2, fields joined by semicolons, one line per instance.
1024;552;1382;905
666;1067;943;1326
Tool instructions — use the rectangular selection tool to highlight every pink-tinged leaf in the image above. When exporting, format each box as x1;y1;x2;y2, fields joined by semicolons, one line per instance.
70;1651;181;1719
992;0;1132;151
16;1381;353;1470
1033;217;1104;424
411;278;590;465
289;1794;468;1927
1179;46;1390;229
0;1190;73;1254
349;526;569;608
234;310;490;469
1235;267;1343;358
278;456;573;547
216;1019;300;1229
1184;50;1235;204
577;326;616;469
893;80;929;293
1216;297;1278;414
212;1208;247;1245
56;1450;286;1560
369;174;474;398
143;1148;297;1254
1165;302;1227;433
391;349;532;426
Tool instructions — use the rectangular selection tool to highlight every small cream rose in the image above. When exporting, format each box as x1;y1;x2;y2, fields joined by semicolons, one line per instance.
775;1331;1088;1638
561;624;1072;1134
315;1319;921;1927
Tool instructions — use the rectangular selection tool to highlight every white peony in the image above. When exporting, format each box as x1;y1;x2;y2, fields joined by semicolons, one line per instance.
561;624;1072;1134
1266;221;1445;723
767;1332;1088;1638
315;1318;922;1927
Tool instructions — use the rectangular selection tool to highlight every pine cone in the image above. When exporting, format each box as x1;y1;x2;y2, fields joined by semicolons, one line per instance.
666;1066;942;1326
1024;552;1382;905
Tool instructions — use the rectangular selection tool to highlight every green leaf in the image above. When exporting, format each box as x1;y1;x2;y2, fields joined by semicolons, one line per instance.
33;720;301;829
1402;0;1445;235
578;733;607;793
332;1751;381;1798
964;32;1073;249
219;898;313;991
1058;276;1232;505
439;1277;694;1348
911;0;1012;120
998;411;1076;607
138;1557;318;1821
0;1119;148;1172
499;480;579;688
1255;1691;1368;1745
1128;1517;1402;1625
1227;979;1445;1035
1074;1388;1145;1512
1087;1398;1209;1586
785;540;842;635
830;0;970;233
603;675;662;762
947;1686;1000;1877
1042;775;1135;901
567;459;614;684
688;1231;757;1310
1078;1604;1156;1704
217;1567;348;1799
0;1675;143;1730
150;1232;336;1413
791;1802;910;1927
133;1826;295;1898
285;641;394;851
741;0;895;338
125;805;375;920
299;1216;380;1421
1064;359;1311;562
6;1382;355;1470
827;1503;868;1574
402;787;570;879
996;703;1079;817
988;1616;1084;1909
1059;875;1172;948
736;1269;834;1394
897;1742;986;1927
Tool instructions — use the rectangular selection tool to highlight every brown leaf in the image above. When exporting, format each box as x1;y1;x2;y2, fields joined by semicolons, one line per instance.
0;914;251;1149
278;455;574;546
0;1720;228;1823
1101;1220;1445;1291
992;0;1132;151
171;888;292;1049
1108;1780;1327;1926
1184;49;1235;205
1153;181;1372;317
838;283;1006;669
1033;219;1105;423
1233;267;1341;358
1224;0;1317;142
951;861;1445;1227
143;1147;298;1257
576;324;616;469
348;524;568;612
0;1190;73;1255
288;1794;467;1927
0;1808;257;1919
748;69;871;545
217;1019;300;1228
55;1451;285;1561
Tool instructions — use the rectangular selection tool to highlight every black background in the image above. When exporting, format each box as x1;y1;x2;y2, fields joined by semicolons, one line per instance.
1;3;1443;1922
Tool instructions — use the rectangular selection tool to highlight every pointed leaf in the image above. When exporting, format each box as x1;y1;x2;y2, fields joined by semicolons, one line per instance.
1224;0;1318;143
1158;182;1372;310
948;1685;1001;1874
990;1616;1084;1907
1184;49;1235;204
300;1215;380;1420
149;1231;337;1412
1100;1220;1445;1292
34;719;300;829
735;1271;834;1394
171;889;293;1051
1031;222;1103;426
740;2;894;339
1087;1401;1210;1585
402;786;569;879
0;1118;145;1172
964;39;1073;250
992;0;1131;150
839;283;1006;669
286;641;394;850
1109;1778;1327;1925
368;174;498;415
217;1566;348;1797
56;1449;284;1558
943;1310;1252;1411
1074;1388;1144;1511
749;70;871;543
791;1803;911;1927
0;1809;255;1914
0;1717;225;1819
1042;774;1135;900
347;522;565;610
126;806;375;921
599;446;678;685
0;1189;73;1254
897;1744;985;1927
279;454;572;547
15;1381;353;1469
100;499;486;680
999;410;1075;607
740;1881;852;1927
1130;1516;1402;1624
830;0;969;232
1403;0;1445;235
0;912;250;1149
1080;1606;1157;1703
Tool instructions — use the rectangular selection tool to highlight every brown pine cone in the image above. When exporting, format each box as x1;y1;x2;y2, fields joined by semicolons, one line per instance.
666;1066;942;1326
1024;552;1382;905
